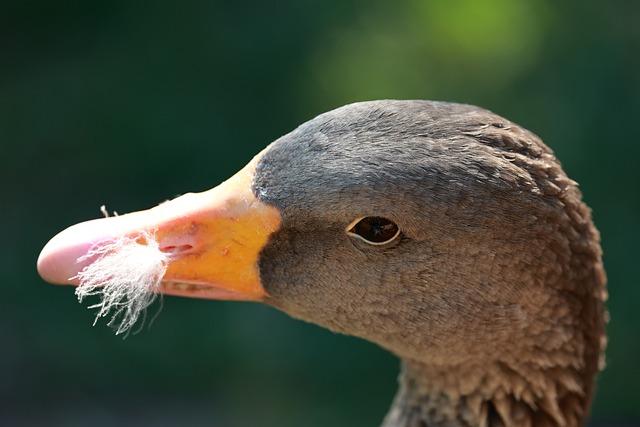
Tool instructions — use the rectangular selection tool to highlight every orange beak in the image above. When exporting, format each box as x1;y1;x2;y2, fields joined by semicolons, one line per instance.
36;156;281;301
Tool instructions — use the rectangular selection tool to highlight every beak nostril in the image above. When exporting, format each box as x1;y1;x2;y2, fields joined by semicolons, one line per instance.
160;244;194;254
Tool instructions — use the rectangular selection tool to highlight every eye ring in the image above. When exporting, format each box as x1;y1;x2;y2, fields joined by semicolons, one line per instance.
346;216;401;246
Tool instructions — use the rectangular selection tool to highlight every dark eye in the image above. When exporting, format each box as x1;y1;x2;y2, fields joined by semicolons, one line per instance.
347;216;400;245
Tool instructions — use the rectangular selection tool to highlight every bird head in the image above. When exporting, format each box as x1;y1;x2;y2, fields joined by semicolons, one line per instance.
37;101;606;425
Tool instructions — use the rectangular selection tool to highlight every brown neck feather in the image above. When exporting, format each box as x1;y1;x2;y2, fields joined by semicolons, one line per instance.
383;357;591;427
381;179;607;427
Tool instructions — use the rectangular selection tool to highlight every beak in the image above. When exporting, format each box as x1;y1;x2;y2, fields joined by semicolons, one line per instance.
36;156;281;301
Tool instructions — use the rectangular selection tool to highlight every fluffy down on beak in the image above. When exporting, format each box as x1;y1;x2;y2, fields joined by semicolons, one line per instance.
37;157;281;312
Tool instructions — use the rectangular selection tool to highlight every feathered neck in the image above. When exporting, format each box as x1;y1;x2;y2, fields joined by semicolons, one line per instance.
376;130;608;427
380;205;607;427
383;356;595;427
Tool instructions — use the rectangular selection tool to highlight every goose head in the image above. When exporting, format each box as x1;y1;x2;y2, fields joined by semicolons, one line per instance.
37;100;607;427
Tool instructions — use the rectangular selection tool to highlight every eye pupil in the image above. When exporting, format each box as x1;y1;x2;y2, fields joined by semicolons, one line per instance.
348;216;400;244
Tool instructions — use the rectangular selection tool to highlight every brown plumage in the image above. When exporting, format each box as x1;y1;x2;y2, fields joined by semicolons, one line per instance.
38;100;607;427
255;101;608;427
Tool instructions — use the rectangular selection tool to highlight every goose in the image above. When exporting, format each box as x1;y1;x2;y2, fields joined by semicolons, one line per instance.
37;100;607;427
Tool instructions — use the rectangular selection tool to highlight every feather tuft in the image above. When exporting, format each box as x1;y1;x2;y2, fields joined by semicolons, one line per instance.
73;232;168;335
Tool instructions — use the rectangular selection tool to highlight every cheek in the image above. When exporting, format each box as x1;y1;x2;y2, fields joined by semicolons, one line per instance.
259;229;372;327
259;228;422;335
260;226;531;364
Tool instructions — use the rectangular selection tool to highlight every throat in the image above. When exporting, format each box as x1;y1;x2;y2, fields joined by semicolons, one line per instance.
381;358;593;427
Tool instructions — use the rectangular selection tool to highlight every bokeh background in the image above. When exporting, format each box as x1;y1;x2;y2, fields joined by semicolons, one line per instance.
2;1;638;426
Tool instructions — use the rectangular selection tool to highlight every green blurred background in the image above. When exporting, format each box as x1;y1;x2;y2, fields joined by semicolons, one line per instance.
1;1;638;426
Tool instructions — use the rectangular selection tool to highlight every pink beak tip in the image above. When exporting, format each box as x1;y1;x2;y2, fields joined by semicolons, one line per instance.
37;231;87;286
36;217;120;286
